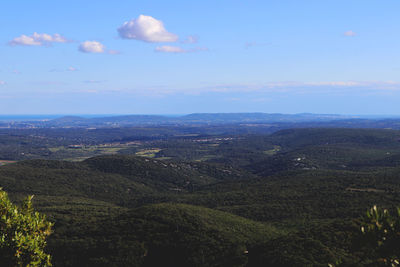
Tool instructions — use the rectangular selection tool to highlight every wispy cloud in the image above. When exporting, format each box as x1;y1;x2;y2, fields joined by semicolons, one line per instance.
155;46;186;53
304;81;400;88
224;81;400;93
83;80;104;84
155;45;208;53
344;30;356;37
108;50;121;55
31;81;68;86
118;15;178;43
32;80;400;100
50;67;79;72
9;32;69;46
79;41;106;53
245;42;271;49
158;81;400;95
0;80;5;85
252;97;272;103
81;89;98;93
182;35;198;44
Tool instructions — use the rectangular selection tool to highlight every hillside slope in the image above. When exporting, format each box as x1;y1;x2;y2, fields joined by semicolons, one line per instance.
48;203;282;267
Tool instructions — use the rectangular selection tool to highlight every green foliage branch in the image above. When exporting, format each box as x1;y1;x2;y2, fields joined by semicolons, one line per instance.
360;205;400;266
0;188;53;266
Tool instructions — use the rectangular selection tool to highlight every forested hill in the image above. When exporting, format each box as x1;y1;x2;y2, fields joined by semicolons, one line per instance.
0;155;250;205
0;154;280;266
2;128;400;265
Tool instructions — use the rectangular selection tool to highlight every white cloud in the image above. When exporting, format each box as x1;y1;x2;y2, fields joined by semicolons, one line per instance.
79;41;106;53
9;32;68;46
155;45;208;53
118;15;178;43
0;81;5;85
344;30;356;37
67;67;78;72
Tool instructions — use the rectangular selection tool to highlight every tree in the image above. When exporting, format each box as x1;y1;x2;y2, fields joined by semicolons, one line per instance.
0;188;53;266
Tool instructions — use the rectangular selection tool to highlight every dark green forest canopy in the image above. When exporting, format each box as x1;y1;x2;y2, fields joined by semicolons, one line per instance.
1;128;400;266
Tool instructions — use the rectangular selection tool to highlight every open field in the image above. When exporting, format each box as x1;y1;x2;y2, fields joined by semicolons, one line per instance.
263;145;281;155
135;148;161;158
48;143;141;161
0;160;17;166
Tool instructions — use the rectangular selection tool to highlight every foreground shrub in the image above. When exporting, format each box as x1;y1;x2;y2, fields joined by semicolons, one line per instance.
0;188;53;266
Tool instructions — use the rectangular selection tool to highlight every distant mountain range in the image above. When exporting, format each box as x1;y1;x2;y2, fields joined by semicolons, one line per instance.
0;113;364;128
1;112;400;129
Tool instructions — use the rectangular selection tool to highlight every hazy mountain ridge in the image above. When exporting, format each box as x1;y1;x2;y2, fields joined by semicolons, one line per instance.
0;113;363;128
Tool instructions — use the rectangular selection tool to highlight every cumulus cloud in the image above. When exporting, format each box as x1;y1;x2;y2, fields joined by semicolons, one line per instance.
344;30;356;37
9;32;68;46
79;41;106;53
155;45;208;53
118;15;178;43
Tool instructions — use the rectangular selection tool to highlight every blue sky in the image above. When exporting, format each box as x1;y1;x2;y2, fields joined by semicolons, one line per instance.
1;0;400;115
